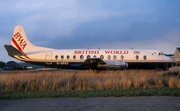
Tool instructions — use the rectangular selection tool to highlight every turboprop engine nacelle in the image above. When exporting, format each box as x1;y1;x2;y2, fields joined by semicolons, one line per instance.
97;61;128;70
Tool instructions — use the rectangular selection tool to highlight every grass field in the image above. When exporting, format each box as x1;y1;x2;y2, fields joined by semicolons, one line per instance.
0;69;180;99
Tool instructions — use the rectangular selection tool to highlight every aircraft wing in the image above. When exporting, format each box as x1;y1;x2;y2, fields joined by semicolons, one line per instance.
81;58;106;69
82;58;128;70
83;58;106;65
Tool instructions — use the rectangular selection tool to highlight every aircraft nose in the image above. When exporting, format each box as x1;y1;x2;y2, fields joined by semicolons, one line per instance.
166;56;174;62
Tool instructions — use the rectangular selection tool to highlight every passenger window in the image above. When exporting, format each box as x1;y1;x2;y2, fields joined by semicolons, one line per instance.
100;55;104;60
121;55;124;60
55;55;58;60
67;55;70;60
73;55;76;59
61;55;64;60
113;55;116;60
108;55;111;60
136;55;139;60
93;55;97;58
87;55;91;59
80;55;84;60
143;55;147;60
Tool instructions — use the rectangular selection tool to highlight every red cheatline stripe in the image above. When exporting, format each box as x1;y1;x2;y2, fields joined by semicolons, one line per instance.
24;55;30;59
12;37;23;52
12;37;30;60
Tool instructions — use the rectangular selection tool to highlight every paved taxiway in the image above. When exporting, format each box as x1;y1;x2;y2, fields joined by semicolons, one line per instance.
0;97;180;111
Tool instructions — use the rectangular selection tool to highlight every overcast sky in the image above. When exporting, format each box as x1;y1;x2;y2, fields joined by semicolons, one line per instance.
0;0;180;62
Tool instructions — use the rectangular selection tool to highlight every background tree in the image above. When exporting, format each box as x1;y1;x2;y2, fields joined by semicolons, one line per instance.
0;61;5;68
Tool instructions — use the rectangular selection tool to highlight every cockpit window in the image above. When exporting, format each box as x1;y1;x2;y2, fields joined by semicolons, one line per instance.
153;51;165;56
158;52;165;56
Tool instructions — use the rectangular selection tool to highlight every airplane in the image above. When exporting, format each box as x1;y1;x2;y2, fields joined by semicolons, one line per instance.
4;25;174;70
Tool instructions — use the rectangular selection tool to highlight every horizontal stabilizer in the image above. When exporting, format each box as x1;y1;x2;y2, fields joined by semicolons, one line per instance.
4;45;25;57
4;45;30;60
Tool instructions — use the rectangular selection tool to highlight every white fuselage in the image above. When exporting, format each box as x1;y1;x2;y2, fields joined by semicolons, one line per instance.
27;49;172;63
23;48;174;70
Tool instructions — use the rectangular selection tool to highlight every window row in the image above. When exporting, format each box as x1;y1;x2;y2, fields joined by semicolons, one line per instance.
55;55;147;60
135;55;147;60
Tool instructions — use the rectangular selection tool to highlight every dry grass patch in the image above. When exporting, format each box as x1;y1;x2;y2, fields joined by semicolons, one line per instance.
0;70;180;93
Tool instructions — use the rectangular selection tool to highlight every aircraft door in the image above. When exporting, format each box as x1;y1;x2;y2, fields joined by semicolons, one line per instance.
45;51;52;64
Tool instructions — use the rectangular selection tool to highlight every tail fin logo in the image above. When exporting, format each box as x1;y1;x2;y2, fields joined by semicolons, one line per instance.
12;32;27;51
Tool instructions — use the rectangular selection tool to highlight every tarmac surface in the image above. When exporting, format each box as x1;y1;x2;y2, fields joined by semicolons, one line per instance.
0;97;180;111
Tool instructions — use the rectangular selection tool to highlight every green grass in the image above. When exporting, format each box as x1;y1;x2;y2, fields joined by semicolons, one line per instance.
1;87;180;99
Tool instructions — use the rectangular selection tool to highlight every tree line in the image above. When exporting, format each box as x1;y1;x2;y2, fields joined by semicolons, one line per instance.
0;61;5;68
